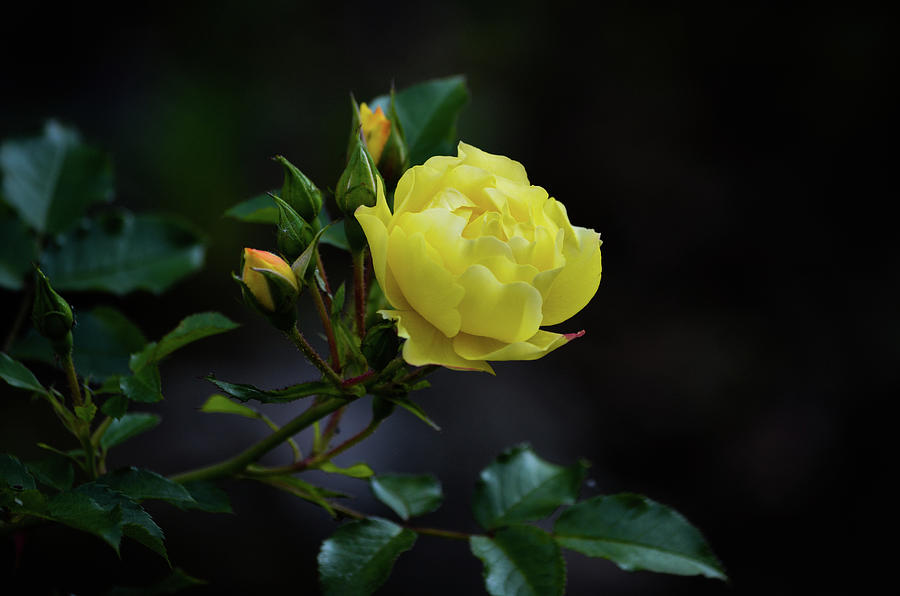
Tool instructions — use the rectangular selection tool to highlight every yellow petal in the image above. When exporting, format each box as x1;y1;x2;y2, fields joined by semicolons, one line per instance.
540;226;602;326
457;142;529;185
382;310;493;373
457;264;543;344
453;329;576;361
387;226;463;337
394;164;447;218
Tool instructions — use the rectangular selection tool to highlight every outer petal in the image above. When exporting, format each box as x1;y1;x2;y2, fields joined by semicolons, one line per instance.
457;264;543;344
540;226;602;326
452;330;574;361
388;226;463;337
458;142;529;185
382;310;494;373
355;181;411;310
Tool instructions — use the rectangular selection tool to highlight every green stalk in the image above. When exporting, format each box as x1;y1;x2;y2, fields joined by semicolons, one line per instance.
170;396;349;484
287;325;343;387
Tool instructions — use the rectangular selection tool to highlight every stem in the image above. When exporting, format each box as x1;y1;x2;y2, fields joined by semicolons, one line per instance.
245;416;383;477
258;413;302;462
61;352;83;407
2;285;33;352
315;249;332;309
310;282;341;372
290;500;471;541
401;364;439;385
287;325;343;387
90;416;113;447
352;248;367;335
170;396;350;484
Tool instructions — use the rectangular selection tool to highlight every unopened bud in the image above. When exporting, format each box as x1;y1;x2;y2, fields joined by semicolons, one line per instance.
238;249;300;329
359;103;391;165
32;267;74;355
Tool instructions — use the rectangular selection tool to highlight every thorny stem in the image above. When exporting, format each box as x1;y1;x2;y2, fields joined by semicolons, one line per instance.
170;396;351;484
287;325;343;387
323;502;471;541
315;249;332;310
310;282;341;372
352;248;367;336
61;352;83;408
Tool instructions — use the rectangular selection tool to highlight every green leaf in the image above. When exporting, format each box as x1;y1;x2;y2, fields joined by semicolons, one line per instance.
204;375;343;403
320;219;350;251
47;490;124;552
318;518;417;596
0;213;36;290
100;413;161;450
264;475;338;517
102;394;130;419
41;211;204;295
26;456;74;491
385;395;441;431
120;351;163;403
319;461;374;479
369;474;443;520
1;454;37;490
75;401;98;423
553;494;727;580
78;482;168;562
152;312;239;362
0;353;47;394
472;444;586;530
200;394;259;418
470;525;565;596
331;283;347;316
371;76;469;166
224;193;278;224
0;121;113;235
98;467;194;506
176;481;232;514
107;568;207;595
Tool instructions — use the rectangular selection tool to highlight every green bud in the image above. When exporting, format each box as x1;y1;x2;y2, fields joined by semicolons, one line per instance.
32;267;74;355
378;89;409;188
336;138;382;217
274;155;323;222
272;194;315;262
362;321;401;371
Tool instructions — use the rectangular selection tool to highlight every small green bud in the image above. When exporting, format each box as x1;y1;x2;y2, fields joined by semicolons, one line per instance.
273;195;315;262
32;267;74;355
336;138;382;217
378;89;409;188
274;155;323;222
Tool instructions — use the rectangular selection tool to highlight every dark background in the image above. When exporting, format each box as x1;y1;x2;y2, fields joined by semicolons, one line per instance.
1;2;893;594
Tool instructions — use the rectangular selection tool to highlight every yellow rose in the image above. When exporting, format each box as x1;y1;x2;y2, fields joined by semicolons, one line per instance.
241;248;299;312
355;142;602;373
359;102;391;165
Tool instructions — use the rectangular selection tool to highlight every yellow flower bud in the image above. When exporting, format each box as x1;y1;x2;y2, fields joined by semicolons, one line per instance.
241;248;299;312
359;102;391;165
355;143;602;374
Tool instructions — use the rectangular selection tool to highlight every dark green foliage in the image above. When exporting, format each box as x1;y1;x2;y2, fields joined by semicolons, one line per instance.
369;474;443;520
318;518;417;596
470;526;565;596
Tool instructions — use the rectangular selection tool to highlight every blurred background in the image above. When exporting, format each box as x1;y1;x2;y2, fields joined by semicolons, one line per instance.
1;1;892;594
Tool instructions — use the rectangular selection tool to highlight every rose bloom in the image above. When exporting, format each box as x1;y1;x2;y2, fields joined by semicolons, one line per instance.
356;143;601;373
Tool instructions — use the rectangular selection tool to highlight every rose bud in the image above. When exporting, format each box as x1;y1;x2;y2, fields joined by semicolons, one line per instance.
31;266;74;356
359;102;391;166
239;248;300;329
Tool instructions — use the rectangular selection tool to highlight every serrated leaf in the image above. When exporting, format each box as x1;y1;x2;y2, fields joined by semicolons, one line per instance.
204;375;343;403
41;211;204;295
107;568;207;595
102;394;130;419
370;76;469;166
1;453;37;490
472;444;586;530
200;394;258;418
318;518;416;596
152;312;238;361
100;413;161;450
470;525;565;596
98;467;194;506
385;395;440;431
0;213;36;290
176;481;232;514
370;474;443;521
0;353;46;394
12;306;146;380
225;193;278;224
553;494;727;580
319;461;374;479
26;456;74;491
0;121;113;235
47;490;123;552
78;482;168;562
